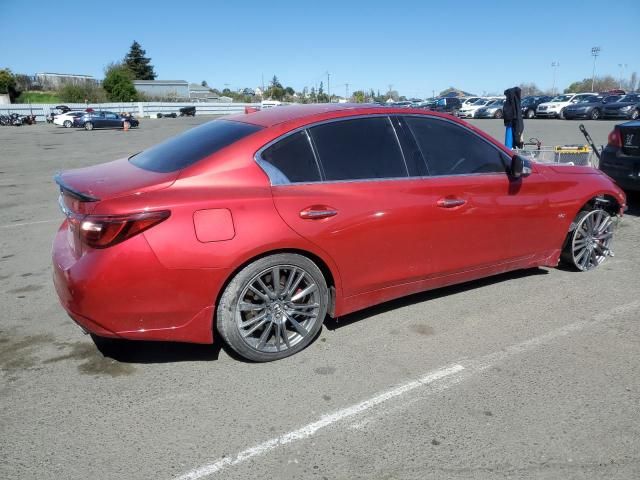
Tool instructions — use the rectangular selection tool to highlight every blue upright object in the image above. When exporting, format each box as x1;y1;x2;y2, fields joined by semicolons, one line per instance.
504;124;513;149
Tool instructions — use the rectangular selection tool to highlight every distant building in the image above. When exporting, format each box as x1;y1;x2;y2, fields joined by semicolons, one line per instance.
254;87;263;97
35;72;95;89
189;83;213;101
133;80;189;99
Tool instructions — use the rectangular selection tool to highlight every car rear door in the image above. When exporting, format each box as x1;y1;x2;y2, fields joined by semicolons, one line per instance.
402;115;550;276
262;116;434;298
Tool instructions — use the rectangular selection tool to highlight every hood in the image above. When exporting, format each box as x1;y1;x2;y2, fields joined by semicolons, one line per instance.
55;157;178;201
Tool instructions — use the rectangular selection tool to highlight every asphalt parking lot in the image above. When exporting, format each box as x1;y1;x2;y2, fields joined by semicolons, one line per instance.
1;116;639;480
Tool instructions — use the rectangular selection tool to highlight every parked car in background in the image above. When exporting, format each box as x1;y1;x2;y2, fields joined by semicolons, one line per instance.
474;99;505;118
180;106;197;116
601;94;640;120
432;97;463;113
51;104;626;362
53;111;85;128
389;101;413;107
536;93;598;119
521;96;552;119
599;119;640;191
456;98;493;118
73;111;140;131
563;95;621;120
460;97;481;107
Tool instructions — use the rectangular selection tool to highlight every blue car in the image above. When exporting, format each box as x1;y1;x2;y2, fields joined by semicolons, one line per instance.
73;111;140;130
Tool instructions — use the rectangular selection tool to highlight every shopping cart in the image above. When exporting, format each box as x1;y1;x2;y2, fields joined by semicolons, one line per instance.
514;138;598;167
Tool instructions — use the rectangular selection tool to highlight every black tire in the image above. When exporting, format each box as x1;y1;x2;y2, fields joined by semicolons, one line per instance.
631;110;640;120
526;109;535;119
84;122;94;131
217;253;329;362
590;109;600;120
157;113;163;118
494;109;503;119
561;209;614;271
558;109;565;120
63;120;72;128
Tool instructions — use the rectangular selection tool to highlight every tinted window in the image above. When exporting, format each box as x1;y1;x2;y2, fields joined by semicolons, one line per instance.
309;117;407;181
405;117;507;176
260;131;321;184
130;120;262;173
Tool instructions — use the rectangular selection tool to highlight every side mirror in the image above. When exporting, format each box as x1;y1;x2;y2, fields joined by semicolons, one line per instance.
511;155;532;179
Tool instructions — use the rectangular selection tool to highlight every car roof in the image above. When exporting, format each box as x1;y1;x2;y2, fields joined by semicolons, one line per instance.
227;103;471;128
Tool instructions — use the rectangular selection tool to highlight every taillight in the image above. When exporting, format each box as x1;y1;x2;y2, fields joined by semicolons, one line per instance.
74;210;170;248
607;129;622;148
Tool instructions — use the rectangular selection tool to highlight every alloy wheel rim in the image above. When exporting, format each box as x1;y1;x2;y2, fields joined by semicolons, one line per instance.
572;210;614;271
235;265;320;353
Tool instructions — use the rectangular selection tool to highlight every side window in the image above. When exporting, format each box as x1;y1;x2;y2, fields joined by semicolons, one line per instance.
260;131;321;184
405;117;507;176
309;117;407;181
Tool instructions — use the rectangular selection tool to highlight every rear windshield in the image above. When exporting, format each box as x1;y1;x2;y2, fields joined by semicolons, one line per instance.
130;120;262;173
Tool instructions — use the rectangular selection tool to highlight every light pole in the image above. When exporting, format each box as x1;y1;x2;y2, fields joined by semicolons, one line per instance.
591;47;601;92
618;63;628;89
551;61;560;95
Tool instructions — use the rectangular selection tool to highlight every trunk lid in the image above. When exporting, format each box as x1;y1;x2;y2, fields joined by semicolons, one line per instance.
55;157;177;210
619;123;640;156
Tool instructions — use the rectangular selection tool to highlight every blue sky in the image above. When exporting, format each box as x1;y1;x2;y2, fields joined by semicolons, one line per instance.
1;0;638;97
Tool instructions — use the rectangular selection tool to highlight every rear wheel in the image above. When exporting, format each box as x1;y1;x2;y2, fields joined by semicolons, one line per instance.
526;109;535;119
217;254;329;362
494;109;503;119
558;109;566;120
84;122;93;131
561;209;615;271
590;108;600;120
631;109;640;120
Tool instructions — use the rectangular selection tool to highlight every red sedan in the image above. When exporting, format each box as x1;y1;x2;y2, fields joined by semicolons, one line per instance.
52;105;626;361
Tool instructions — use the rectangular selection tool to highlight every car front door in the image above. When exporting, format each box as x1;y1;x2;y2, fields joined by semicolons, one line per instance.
402;115;550;277
263;116;434;298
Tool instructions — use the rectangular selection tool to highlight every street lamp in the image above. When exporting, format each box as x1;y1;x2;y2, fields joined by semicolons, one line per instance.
618;63;628;89
591;47;601;92
551;61;560;95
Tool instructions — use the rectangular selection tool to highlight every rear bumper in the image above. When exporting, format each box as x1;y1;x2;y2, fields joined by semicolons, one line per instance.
535;111;559;118
599;147;640;192
52;221;229;343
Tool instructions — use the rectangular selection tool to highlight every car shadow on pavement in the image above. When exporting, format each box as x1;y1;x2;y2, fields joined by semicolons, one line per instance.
624;191;640;217
324;267;549;331
91;335;240;364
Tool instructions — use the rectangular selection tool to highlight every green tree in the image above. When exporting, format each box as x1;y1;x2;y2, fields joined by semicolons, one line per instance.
103;63;138;101
124;41;156;80
0;68;19;101
58;83;106;103
352;90;366;103
201;80;208;87
317;81;329;102
564;75;618;93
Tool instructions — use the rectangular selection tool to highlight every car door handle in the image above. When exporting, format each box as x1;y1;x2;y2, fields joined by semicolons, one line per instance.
299;206;338;220
437;198;466;208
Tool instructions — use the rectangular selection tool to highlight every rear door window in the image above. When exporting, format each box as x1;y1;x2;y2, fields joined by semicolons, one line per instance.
130;120;262;173
404;116;508;176
260;131;321;184
309;117;408;181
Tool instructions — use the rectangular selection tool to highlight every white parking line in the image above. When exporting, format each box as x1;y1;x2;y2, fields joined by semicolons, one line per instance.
174;301;640;480
0;219;58;229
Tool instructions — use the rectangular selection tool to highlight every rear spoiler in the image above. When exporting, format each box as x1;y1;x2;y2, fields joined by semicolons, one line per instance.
54;173;100;202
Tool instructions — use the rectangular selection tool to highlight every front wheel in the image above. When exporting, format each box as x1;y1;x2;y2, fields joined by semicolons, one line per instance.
494;109;503;119
63;120;72;128
561;209;615;271
526;109;535;119
217;254;329;361
84;122;94;131
558;109;565;120
631;109;640;120
590;108;600;120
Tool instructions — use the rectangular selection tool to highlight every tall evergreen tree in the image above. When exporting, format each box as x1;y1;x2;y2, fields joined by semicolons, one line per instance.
124;41;156;80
